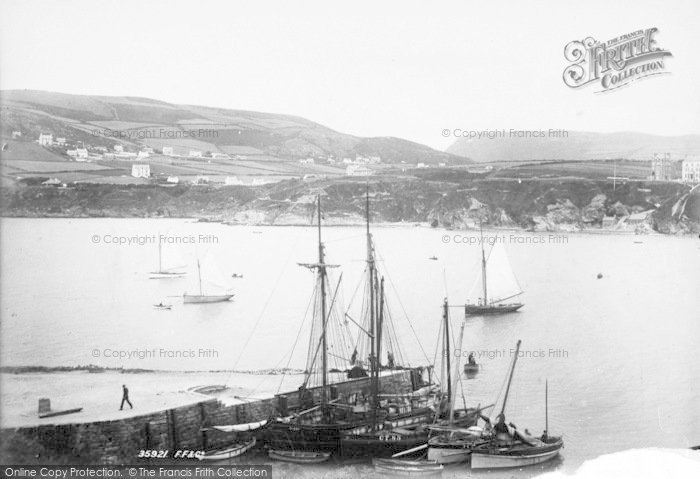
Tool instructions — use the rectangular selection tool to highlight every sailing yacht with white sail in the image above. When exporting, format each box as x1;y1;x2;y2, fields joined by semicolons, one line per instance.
149;239;187;279
183;255;234;303
464;226;523;314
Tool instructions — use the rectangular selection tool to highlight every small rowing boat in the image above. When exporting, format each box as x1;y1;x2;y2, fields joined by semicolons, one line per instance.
373;458;444;477
267;449;331;464
198;437;256;461
153;303;172;310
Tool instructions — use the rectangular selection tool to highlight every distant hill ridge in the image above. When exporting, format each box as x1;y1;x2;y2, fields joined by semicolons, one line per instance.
447;130;700;162
1;89;463;165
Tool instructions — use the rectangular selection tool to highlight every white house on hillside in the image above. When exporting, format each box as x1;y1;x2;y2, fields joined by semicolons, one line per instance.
346;165;373;177
162;146;174;156
131;164;151;178
38;134;53;146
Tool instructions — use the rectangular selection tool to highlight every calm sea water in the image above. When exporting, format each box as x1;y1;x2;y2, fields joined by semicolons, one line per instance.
1;218;699;473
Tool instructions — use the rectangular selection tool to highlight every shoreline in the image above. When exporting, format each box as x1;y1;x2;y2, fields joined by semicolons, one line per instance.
0;214;682;236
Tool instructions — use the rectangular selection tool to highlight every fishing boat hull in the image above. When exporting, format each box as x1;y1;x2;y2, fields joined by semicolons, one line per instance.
427;444;471;464
198;438;256;461
264;420;357;452
268;449;331;464
149;272;186;279
340;430;428;457
470;438;563;469
183;294;234;304
464;303;523;315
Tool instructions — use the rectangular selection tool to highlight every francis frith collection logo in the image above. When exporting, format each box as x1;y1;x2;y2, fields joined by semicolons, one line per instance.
563;28;672;92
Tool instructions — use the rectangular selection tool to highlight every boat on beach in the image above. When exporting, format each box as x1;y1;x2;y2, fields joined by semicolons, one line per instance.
464;225;523;315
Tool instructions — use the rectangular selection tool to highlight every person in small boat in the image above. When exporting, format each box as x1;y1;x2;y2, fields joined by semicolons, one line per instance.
120;384;133;410
468;352;476;366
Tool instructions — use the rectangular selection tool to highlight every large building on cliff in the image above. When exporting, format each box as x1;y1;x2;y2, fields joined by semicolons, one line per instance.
651;153;682;181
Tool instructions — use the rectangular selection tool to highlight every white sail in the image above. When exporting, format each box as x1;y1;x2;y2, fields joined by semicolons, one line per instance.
186;252;235;296
159;243;187;273
467;242;522;304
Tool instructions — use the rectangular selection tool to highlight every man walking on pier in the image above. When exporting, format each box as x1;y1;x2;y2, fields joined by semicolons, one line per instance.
120;384;133;410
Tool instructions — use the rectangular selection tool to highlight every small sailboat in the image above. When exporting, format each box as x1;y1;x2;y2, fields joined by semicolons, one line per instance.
183;258;234;304
427;310;487;465
469;341;563;469
464;225;523;315
149;239;187;279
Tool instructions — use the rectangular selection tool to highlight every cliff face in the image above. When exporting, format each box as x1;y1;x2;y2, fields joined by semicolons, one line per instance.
1;177;696;234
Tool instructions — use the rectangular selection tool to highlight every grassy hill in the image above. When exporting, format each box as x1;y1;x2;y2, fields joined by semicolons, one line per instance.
1;90;464;165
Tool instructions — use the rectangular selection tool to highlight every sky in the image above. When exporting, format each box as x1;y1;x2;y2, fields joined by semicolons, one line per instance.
1;0;699;150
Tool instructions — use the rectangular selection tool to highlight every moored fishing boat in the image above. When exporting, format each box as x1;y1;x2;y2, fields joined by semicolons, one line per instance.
198;437;257;461
265;191;439;456
469;341;563;469
470;434;563;469
267;449;331;464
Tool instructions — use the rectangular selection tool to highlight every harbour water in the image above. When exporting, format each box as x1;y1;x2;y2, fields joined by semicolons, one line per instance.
1;218;699;474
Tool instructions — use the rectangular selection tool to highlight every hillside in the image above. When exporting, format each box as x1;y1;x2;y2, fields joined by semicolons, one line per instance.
447;131;700;162
0;90;463;165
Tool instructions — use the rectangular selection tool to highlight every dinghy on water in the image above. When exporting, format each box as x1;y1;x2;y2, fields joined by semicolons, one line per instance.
268;449;331;464
198;437;257;461
373;458;444;477
153;302;172;310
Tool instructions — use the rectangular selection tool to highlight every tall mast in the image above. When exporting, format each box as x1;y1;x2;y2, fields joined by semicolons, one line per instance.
374;277;384;428
317;194;329;414
480;222;488;305
366;185;378;425
157;236;162;273
500;339;521;416
545;379;549;434
443;298;451;407
449;320;466;425
197;258;202;296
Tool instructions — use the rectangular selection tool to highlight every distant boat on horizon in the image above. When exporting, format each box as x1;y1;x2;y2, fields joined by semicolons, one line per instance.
464;225;523;315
